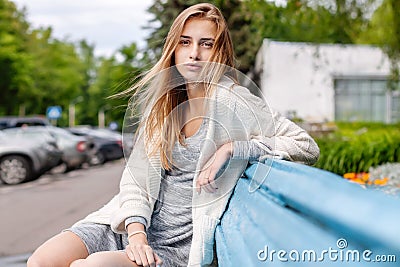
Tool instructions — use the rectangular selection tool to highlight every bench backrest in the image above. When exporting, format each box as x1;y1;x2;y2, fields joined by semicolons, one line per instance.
215;159;400;266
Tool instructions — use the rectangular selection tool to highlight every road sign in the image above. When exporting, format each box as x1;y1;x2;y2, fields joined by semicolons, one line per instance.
46;106;62;120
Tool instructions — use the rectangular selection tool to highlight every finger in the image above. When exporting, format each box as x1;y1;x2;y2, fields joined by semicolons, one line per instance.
202;172;218;193
202;176;213;192
125;245;135;261
137;247;149;267
197;166;213;193
196;175;207;194
202;184;213;193
209;180;218;190
132;248;142;265
206;181;218;193
201;171;212;186
204;168;211;180
154;253;163;266
145;247;156;267
207;172;218;188
202;183;216;193
196;172;204;193
196;179;201;194
199;177;209;187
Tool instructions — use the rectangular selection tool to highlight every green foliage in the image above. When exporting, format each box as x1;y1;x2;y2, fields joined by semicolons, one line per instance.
314;122;400;175
76;40;97;125
27;28;85;116
86;43;142;128
248;0;375;44
0;0;143;128
0;0;33;115
356;0;400;89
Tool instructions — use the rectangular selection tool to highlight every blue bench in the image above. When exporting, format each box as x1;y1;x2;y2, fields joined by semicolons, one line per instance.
216;159;400;266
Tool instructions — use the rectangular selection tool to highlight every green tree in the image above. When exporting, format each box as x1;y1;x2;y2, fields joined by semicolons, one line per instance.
87;43;142;128
28;27;86;121
0;0;33;115
76;40;97;125
357;0;400;88
306;0;376;43
249;0;375;44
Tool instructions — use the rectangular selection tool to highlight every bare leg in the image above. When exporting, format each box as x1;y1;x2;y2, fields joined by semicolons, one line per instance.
27;231;89;267
70;251;140;267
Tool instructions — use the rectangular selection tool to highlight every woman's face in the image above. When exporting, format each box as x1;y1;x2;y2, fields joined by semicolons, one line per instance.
174;18;217;82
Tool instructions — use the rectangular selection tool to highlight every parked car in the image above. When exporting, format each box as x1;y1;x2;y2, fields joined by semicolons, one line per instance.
2;126;89;172
0;131;62;185
0;116;50;130
67;127;123;165
93;128;133;158
45;126;89;171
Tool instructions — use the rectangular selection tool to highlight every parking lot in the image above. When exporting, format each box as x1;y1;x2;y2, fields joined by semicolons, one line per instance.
0;160;124;266
0;117;129;185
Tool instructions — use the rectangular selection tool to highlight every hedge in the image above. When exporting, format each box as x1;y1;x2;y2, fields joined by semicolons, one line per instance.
313;122;400;175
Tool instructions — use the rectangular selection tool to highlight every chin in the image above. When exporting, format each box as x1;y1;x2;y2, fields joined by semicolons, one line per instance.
176;68;202;83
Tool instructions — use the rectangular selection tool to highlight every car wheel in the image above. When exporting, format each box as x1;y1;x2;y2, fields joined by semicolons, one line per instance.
89;152;105;165
0;155;32;185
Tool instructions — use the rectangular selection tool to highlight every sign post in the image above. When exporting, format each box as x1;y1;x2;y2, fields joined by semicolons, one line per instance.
46;106;62;126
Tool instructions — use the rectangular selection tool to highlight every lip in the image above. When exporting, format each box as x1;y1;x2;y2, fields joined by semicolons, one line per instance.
184;63;202;71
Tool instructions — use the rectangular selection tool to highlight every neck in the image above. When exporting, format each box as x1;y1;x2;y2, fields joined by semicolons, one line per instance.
182;83;205;122
186;82;205;100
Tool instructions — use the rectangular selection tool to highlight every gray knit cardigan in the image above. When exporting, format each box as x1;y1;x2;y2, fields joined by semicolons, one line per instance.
75;75;320;266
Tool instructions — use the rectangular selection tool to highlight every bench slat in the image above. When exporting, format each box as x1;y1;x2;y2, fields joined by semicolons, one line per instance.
216;160;400;266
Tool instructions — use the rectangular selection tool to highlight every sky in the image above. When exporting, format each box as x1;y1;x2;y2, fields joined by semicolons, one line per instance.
12;0;153;57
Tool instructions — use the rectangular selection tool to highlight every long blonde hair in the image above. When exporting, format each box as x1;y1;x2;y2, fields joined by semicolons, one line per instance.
127;3;235;170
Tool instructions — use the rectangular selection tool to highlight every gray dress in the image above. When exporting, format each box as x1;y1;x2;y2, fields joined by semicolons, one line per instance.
67;117;267;266
146;119;208;266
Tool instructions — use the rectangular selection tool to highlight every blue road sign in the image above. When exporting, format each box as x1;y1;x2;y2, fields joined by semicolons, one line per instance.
46;106;62;119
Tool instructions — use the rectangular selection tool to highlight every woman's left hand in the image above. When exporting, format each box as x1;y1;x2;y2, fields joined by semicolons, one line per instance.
196;142;232;194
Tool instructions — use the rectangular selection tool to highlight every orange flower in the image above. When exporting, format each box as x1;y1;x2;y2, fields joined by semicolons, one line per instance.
343;173;356;179
373;177;389;186
359;172;370;182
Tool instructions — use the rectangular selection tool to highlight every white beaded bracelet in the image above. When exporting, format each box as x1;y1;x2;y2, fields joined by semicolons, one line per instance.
128;230;147;239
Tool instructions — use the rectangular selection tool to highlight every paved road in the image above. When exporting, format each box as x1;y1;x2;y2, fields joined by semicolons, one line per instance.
0;160;124;266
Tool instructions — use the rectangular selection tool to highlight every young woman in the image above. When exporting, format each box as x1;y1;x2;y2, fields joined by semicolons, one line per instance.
28;3;319;267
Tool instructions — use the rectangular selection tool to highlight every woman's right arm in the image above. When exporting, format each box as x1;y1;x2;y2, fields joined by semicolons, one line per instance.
111;133;153;233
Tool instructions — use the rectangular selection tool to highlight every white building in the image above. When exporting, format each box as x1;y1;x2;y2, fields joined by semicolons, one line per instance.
254;39;400;123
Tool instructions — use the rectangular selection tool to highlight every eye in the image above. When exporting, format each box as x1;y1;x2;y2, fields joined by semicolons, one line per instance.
179;39;190;46
201;41;214;48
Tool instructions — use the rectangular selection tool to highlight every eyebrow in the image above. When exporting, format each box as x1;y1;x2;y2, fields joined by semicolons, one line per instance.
180;35;215;42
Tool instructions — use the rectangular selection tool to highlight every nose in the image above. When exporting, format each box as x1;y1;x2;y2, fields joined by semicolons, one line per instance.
189;44;200;61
